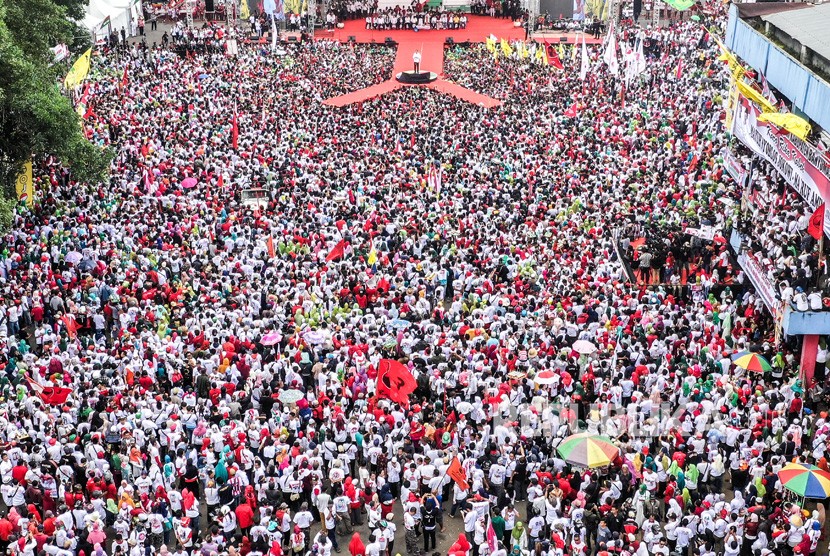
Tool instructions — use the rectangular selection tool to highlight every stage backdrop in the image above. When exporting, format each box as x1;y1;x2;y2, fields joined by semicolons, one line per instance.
540;0;577;20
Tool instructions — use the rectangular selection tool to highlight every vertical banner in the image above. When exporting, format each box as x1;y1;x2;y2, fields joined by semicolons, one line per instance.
724;78;738;133
15;160;34;206
573;0;586;20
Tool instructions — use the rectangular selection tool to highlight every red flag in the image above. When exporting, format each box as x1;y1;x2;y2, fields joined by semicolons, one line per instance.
267;236;276;259
325;239;348;262
808;204;826;240
675;59;683;80
40;386;72;405
217;173;224;189
232;103;239;150
375;358;417;407
546;40;564;70
60;314;79;339
25;375;44;395
486;516;497;553
121;65;128;89
564;103;579;118
447;456;469;490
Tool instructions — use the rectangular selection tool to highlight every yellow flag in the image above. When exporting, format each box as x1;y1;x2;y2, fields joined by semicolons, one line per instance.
367;245;378;266
558;43;565;61
15;160;33;206
500;38;513;58
757;112;812;140
571;43;578;61
240;0;250;19
736;80;775;113
521;42;530;59
542;45;549;66
485;35;496;53
64;48;92;89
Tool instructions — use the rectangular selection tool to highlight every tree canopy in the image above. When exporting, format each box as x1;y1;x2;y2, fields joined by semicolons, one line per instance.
0;0;111;229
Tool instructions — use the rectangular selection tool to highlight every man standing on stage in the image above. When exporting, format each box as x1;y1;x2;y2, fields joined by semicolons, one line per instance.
413;50;421;73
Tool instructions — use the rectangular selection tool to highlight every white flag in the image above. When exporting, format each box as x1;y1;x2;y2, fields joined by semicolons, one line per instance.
580;33;589;81
271;17;278;51
633;37;646;76
602;28;619;77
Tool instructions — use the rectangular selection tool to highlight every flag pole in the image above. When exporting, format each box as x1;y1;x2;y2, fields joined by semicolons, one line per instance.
818;232;825;287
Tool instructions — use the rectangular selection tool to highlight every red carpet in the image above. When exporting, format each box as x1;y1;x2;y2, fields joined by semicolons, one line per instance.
320;16;527;107
427;80;501;107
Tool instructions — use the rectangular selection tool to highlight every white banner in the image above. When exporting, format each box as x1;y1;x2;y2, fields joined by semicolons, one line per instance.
737;251;780;312
733;94;830;237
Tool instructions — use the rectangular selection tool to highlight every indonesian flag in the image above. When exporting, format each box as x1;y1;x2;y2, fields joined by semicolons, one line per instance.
808;204;825;240
675;59;683;80
232;103;239;150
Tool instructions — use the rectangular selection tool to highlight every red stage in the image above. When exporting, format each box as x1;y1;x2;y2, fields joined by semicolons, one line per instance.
321;15;529;107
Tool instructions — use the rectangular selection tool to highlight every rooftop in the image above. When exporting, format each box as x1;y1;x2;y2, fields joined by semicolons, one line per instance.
759;2;830;62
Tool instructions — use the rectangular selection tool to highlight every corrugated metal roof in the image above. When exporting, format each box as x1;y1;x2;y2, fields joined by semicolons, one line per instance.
762;3;830;61
736;2;810;18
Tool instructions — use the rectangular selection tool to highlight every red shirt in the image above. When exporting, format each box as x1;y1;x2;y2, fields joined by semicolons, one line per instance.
235;503;255;529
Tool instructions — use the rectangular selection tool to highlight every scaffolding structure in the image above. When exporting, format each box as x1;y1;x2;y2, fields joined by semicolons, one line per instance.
186;0;195;26
307;0;317;38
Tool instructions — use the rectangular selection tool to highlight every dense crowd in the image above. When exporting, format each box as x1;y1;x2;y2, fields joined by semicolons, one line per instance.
1;7;829;556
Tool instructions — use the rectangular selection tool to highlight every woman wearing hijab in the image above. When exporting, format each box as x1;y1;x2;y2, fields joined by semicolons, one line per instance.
348;532;365;556
510;522;527;554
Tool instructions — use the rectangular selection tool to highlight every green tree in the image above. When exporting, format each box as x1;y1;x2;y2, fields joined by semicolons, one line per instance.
0;0;111;229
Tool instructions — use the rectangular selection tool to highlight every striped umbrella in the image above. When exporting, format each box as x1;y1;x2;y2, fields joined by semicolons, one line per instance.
731;351;772;373
556;433;620;468
778;463;830;499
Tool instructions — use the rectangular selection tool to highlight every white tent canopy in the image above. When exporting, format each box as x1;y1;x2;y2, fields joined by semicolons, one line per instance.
82;0;142;38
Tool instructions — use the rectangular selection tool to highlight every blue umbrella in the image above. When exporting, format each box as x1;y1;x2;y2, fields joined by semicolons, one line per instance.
388;319;411;329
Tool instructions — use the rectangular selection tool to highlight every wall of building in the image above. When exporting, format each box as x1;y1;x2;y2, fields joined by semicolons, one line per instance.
726;3;830;132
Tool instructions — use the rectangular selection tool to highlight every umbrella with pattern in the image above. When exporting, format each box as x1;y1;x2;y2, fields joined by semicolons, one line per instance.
731;351;772;373
778;463;830;499
556;433;620;468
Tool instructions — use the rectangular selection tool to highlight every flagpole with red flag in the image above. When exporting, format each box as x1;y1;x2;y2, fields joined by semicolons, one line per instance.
232;102;239;150
809;204;826;284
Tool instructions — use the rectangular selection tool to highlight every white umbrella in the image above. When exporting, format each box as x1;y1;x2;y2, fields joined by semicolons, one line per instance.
456;401;473;414
572;340;597;355
278;389;304;404
65;251;83;265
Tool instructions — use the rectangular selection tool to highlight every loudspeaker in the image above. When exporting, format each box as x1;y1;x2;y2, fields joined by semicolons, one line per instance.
348;35;356;42
559;37;568;42
287;35;298;42
205;0;214;11
445;37;454;44
385;37;395;46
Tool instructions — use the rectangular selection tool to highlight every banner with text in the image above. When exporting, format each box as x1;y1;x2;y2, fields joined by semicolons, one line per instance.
733;94;830;237
737;250;780;313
